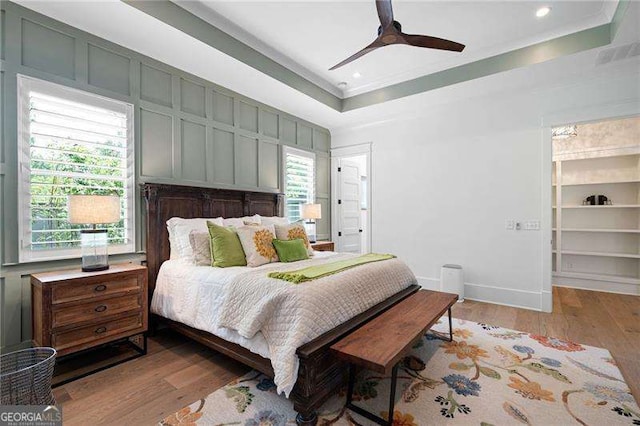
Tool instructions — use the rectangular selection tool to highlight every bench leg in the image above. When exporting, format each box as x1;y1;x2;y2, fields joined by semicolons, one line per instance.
388;364;398;424
345;363;398;426
425;306;455;342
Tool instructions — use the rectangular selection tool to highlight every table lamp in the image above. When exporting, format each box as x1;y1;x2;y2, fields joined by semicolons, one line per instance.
300;203;321;243
68;195;120;272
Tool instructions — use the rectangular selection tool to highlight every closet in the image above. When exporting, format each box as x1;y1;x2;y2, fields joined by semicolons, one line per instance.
552;116;640;294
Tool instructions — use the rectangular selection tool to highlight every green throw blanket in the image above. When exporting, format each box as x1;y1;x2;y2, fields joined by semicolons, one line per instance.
268;253;396;284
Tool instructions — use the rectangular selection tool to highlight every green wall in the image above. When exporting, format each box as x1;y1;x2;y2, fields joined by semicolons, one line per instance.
0;1;331;350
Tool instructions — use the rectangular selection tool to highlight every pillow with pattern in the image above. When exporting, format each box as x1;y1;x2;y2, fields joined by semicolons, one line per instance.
189;231;212;266
274;222;313;256
236;224;279;267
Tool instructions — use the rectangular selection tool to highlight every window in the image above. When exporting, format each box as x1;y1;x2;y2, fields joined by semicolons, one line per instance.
283;146;315;222
18;76;135;262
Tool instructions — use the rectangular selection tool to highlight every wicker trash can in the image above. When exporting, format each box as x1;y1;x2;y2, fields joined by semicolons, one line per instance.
0;347;56;405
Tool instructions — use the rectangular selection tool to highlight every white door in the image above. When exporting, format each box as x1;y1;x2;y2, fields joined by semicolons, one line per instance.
337;160;362;253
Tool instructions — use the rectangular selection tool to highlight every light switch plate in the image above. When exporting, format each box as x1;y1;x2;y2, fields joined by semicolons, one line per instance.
524;221;541;230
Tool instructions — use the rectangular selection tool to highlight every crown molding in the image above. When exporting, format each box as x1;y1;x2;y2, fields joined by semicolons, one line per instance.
122;0;342;111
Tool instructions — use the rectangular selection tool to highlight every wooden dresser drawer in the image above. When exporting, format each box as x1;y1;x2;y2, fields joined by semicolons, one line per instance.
31;263;148;357
52;313;144;353
52;275;140;304
52;293;143;328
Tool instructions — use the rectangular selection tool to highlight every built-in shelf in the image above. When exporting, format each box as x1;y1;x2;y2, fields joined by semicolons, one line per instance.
561;205;640;209
557;151;640;162
552;137;640;292
561;228;640;233
561;250;640;259
553;271;640;285
559;179;640;186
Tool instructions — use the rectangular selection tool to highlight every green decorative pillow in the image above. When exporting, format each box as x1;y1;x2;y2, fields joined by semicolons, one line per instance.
272;238;309;263
207;221;247;267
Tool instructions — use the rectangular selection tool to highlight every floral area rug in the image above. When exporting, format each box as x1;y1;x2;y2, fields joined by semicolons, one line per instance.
161;319;640;425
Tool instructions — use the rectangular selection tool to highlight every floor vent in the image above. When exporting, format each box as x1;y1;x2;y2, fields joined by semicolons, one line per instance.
596;42;640;66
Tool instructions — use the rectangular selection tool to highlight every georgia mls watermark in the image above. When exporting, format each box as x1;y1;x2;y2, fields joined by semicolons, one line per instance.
0;406;62;426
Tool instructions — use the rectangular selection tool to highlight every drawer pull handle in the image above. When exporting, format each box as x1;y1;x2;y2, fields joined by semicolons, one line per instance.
94;305;107;313
95;326;107;334
94;284;107;292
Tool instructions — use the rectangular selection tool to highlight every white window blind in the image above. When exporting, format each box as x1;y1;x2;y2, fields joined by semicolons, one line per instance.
283;147;315;222
18;76;135;262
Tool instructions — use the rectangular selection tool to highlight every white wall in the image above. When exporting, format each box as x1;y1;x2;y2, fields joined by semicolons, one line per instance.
332;64;640;311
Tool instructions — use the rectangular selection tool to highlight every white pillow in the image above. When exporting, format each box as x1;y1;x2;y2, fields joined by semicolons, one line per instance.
259;216;289;227
222;218;244;228
167;217;223;260
222;214;261;228
236;224;278;267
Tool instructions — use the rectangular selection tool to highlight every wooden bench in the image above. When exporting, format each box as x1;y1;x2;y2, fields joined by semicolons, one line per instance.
331;289;458;425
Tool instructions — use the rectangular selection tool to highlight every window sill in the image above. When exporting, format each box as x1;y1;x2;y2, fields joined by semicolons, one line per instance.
4;251;146;270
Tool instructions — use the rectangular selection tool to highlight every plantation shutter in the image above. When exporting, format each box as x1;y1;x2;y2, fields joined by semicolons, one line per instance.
18;76;135;262
284;148;315;223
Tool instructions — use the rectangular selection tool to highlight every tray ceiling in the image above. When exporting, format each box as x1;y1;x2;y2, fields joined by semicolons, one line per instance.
179;0;619;97
11;0;637;129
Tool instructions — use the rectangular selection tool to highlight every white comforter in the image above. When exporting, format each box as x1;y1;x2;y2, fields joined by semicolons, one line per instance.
151;252;417;396
217;253;417;396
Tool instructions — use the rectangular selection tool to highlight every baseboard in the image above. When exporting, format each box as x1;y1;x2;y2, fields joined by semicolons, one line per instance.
541;290;553;313
416;277;440;290
415;276;542;311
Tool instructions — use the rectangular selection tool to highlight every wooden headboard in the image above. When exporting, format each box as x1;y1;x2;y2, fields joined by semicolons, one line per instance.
142;183;284;296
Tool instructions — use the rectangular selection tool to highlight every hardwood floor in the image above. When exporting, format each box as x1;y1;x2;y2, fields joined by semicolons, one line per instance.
52;332;250;426
53;287;640;425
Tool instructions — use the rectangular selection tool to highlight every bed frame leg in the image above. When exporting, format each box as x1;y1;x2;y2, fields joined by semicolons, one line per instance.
147;314;158;337
296;411;318;426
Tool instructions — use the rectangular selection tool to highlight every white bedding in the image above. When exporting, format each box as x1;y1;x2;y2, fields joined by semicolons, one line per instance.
151;252;338;361
151;252;417;396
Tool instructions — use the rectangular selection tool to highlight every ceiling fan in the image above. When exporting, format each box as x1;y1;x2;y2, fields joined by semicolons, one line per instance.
329;0;465;70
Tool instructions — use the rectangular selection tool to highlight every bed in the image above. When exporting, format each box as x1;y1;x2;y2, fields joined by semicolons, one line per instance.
142;183;420;425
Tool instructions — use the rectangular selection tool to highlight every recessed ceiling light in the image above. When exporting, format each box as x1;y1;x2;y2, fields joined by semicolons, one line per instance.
352;72;362;79
337;82;348;88
536;6;551;17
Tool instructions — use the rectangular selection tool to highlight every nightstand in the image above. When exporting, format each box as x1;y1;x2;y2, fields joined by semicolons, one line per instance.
311;241;334;252
31;263;148;385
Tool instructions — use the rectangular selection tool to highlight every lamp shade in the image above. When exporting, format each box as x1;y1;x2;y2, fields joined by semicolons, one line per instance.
300;203;321;220
68;195;120;224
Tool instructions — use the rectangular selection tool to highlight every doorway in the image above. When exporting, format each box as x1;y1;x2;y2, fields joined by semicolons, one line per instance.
551;116;640;294
542;101;639;312
331;144;372;254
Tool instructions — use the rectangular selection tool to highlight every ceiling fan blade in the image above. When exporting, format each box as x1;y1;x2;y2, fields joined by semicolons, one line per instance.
376;0;394;28
329;39;383;70
402;33;465;52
